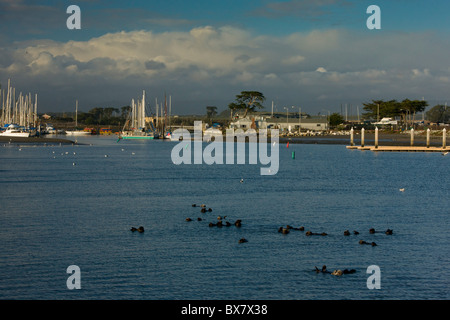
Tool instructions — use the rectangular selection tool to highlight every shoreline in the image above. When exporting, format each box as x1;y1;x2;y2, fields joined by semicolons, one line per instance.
0;136;77;144
1;133;446;147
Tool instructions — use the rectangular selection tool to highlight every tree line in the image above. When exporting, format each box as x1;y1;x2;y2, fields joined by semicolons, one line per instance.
362;99;428;123
363;99;450;124
51;106;132;126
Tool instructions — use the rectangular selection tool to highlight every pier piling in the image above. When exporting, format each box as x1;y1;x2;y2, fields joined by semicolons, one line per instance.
361;128;365;148
374;127;378;149
443;128;447;149
350;128;354;146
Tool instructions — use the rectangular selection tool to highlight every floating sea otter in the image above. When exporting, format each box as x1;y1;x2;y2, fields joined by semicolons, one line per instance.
130;226;145;233
306;231;327;236
359;240;377;246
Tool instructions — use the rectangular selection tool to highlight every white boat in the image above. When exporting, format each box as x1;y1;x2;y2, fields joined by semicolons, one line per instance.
65;100;92;136
65;130;92;136
45;124;57;134
0;124;30;137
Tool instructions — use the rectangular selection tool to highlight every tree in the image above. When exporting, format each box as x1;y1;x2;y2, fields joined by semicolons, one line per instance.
426;104;450;123
362;100;401;120
329;113;344;127
362;99;428;124
206;106;217;122
228;91;265;118
104;107;119;119
121;106;131;122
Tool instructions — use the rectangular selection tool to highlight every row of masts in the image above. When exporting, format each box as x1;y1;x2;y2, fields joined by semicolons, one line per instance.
0;79;38;128
130;90;146;130
155;94;171;133
127;90;172;133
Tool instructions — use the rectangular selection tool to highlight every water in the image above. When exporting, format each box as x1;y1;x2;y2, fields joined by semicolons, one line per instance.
0;136;449;300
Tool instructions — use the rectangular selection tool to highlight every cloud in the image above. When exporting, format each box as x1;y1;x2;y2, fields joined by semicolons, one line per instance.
145;60;166;70
1;25;450;114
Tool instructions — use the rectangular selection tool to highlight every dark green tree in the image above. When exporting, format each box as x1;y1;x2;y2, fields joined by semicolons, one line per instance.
329;113;344;127
362;100;401;120
426;104;450;123
206;106;218;122
228;91;265;118
362;99;428;123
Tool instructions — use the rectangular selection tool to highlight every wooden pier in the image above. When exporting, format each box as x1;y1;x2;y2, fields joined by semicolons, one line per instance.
346;145;448;152
347;127;448;153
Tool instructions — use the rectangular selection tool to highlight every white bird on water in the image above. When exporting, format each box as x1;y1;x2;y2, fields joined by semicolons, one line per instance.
240;178;244;183
399;188;405;192
442;152;449;156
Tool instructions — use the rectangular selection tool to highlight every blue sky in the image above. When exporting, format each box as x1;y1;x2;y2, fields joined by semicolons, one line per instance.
1;0;450;115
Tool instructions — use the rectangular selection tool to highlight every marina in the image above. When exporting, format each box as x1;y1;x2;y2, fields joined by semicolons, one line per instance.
1;1;450;305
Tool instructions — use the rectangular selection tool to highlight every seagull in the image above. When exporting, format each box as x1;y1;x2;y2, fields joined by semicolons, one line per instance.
442;152;448;156
240;178;244;183
399;188;405;192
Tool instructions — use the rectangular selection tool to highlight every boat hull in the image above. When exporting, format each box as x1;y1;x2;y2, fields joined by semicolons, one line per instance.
121;136;156;140
65;131;92;136
0;132;30;137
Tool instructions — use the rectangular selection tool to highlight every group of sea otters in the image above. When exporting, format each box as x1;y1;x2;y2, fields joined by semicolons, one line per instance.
131;204;394;277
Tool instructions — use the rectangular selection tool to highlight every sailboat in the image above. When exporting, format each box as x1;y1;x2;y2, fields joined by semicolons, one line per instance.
65;100;91;136
119;91;159;140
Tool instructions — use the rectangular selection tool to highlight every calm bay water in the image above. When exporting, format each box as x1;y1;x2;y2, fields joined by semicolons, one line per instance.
0;135;449;300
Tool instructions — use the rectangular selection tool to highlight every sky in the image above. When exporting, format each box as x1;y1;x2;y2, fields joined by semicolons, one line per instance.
1;0;450;116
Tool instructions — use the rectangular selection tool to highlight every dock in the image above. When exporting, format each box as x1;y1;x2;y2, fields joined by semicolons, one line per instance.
347;145;448;152
347;127;448;152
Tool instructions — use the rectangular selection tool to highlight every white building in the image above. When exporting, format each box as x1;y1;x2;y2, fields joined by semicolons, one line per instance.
230;115;328;132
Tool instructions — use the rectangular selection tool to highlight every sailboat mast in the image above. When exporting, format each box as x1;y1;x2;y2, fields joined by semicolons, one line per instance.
141;90;146;129
75;100;78;127
164;94;167;134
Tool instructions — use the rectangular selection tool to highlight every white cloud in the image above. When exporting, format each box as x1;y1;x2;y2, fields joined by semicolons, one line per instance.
1;26;450;113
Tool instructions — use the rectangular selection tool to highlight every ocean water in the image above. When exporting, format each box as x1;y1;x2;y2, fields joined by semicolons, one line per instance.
0;135;449;300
